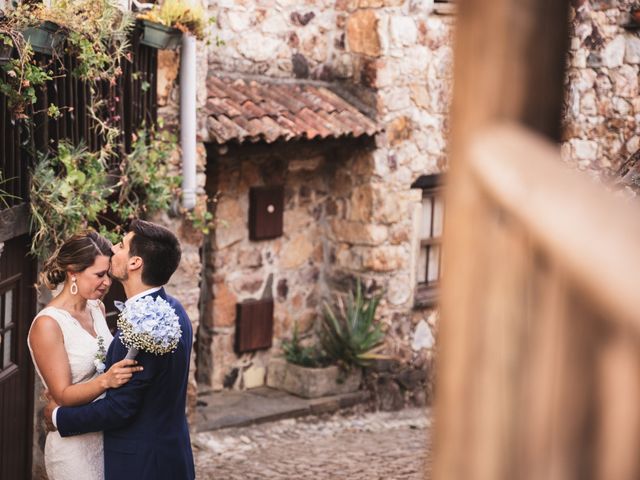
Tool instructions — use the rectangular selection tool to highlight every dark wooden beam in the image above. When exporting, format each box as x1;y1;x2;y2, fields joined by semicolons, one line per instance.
0;203;30;243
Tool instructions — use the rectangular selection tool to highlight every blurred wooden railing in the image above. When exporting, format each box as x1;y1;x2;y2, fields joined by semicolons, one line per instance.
435;123;640;480
431;1;640;479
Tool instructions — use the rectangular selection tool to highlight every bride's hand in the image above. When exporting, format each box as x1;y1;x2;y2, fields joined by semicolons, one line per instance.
101;359;144;389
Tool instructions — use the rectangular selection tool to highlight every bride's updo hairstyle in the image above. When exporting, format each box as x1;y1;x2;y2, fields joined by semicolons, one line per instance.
39;231;113;290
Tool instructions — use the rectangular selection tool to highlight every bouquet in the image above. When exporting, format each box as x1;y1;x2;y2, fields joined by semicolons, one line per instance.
116;296;182;359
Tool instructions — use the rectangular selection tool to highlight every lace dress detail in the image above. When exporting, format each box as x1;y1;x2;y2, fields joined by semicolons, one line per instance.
28;300;113;480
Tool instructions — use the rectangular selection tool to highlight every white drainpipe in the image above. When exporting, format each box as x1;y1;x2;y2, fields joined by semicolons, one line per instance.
180;33;197;210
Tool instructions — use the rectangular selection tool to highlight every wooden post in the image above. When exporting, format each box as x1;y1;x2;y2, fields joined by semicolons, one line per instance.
431;1;593;479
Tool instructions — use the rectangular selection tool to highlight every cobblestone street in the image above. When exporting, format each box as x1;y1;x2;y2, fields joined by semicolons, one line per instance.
193;408;431;479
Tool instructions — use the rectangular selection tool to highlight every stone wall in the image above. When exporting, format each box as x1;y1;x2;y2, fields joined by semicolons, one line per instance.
322;143;439;407
198;138;438;407
211;0;351;80
563;0;640;176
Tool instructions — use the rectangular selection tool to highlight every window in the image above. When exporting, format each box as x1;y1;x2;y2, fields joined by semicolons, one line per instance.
0;286;16;371
413;174;444;307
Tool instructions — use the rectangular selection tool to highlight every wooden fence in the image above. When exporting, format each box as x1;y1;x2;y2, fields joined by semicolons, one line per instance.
432;1;640;479
0;27;157;219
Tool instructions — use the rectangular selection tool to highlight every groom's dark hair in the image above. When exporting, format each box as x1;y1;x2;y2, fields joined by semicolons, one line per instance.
129;219;181;286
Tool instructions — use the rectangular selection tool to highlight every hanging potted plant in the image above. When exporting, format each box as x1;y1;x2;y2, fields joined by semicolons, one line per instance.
21;20;65;56
0;0;132;119
138;20;182;50
0;32;14;64
0;4;67;57
0;36;52;119
136;0;206;49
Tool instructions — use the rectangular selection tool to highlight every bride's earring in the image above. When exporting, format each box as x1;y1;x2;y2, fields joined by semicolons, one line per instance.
70;277;78;295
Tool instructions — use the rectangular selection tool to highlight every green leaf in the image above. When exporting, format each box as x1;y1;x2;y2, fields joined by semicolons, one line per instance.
319;280;390;369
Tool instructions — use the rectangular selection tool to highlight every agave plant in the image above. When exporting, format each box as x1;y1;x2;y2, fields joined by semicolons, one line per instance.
281;323;330;368
320;281;387;370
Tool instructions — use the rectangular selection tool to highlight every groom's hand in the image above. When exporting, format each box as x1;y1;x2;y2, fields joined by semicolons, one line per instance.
44;397;59;432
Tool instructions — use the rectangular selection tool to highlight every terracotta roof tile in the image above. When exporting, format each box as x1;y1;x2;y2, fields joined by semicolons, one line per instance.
205;75;380;144
240;100;270;119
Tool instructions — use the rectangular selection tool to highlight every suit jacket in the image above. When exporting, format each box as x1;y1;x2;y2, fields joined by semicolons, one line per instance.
56;288;195;480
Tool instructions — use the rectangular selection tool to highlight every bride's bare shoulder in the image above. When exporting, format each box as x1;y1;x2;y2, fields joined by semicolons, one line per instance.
29;313;63;342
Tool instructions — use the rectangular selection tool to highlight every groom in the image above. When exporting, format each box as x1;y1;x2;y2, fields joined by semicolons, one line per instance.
45;220;195;480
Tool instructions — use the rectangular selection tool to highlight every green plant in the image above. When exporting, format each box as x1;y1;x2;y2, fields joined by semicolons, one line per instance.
107;128;180;231
138;0;207;40
186;208;214;234
48;0;133;83
185;192;220;234
320;281;387;370
282;324;330;368
0;0;132;121
0;38;52;119
29;127;179;256
0;1;183;257
30;142;112;258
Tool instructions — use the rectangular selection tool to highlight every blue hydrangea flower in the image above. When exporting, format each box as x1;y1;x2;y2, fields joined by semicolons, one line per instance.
117;296;182;356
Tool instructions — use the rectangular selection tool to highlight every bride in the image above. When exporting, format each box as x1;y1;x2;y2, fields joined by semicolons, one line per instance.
28;231;143;480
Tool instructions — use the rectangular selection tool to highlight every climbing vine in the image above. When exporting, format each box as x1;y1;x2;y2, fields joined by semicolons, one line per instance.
0;0;197;257
30;128;179;258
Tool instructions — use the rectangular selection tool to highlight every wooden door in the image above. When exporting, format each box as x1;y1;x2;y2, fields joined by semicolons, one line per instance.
1;61;36;478
0;233;36;480
432;0;640;479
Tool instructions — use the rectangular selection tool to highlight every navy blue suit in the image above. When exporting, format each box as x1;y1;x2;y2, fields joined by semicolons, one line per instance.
56;288;195;480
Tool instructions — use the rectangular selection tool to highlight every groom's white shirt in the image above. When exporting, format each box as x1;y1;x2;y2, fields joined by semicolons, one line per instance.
52;286;162;428
121;287;162;307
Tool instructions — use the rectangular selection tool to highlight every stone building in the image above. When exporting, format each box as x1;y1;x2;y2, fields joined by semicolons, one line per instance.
160;0;640;410
156;0;456;409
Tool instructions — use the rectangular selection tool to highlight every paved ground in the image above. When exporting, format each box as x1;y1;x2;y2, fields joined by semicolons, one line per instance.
193;407;431;480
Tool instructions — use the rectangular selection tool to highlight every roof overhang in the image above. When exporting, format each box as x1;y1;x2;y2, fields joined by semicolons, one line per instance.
204;74;380;145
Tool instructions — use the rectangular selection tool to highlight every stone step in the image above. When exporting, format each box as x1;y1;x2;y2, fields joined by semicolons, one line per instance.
194;386;370;432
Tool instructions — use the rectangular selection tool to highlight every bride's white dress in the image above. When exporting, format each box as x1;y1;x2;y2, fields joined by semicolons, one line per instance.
28;300;113;480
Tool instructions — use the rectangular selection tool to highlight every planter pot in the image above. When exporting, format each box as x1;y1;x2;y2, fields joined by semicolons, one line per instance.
22;21;64;56
266;357;362;399
139;20;182;50
0;43;13;64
